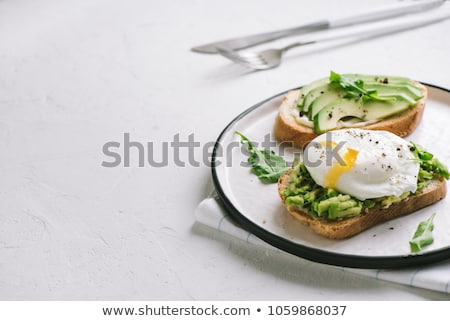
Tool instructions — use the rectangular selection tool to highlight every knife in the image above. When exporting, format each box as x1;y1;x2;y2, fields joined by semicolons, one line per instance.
191;0;445;54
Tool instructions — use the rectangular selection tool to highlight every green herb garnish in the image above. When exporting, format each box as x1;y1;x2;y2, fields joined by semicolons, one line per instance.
329;71;395;102
410;142;450;181
409;213;436;253
235;131;289;184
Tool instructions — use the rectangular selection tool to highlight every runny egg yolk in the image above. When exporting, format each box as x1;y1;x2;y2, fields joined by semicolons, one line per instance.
324;148;359;189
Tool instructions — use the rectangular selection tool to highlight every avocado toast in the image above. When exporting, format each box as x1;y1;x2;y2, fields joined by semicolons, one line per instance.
278;130;449;239
274;72;427;148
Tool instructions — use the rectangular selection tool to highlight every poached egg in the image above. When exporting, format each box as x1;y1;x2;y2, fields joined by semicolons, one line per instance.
304;129;419;200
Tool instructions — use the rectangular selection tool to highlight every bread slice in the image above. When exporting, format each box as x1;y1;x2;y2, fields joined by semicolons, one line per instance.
278;169;446;239
274;81;427;148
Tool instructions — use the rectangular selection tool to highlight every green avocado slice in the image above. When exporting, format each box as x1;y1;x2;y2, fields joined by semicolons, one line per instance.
298;75;419;114
313;97;412;134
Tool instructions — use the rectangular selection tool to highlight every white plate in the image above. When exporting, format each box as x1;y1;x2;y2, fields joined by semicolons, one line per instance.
212;84;450;268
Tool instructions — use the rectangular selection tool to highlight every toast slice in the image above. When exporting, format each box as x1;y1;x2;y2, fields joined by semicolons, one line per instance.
278;169;446;239
274;81;427;148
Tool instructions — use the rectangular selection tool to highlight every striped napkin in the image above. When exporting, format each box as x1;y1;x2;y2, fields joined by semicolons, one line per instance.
195;194;450;294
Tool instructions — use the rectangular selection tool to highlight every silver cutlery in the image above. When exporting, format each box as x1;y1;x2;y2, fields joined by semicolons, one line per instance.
217;10;450;70
192;0;445;54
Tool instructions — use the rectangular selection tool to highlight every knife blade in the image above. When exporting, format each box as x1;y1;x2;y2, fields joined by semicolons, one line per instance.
191;0;445;54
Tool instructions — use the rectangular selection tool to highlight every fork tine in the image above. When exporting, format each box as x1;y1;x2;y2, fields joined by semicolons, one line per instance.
217;52;247;65
216;47;255;65
216;46;271;70
238;55;263;62
217;55;250;68
215;47;238;59
217;48;258;62
216;47;249;60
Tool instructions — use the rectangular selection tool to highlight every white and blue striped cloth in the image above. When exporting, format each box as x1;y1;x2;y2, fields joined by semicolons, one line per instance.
195;195;450;294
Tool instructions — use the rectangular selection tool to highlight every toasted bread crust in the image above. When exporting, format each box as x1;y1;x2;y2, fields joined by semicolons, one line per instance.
278;169;446;239
274;81;427;148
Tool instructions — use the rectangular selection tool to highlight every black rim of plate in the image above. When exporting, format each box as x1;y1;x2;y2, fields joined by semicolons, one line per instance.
211;82;450;269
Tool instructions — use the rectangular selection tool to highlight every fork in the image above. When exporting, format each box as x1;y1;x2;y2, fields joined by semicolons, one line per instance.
216;10;450;70
217;42;313;70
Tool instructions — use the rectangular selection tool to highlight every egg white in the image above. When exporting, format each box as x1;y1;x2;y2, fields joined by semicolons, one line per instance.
304;129;420;200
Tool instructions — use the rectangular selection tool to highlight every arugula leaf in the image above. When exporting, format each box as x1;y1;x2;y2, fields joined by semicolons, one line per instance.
235;131;289;184
329;71;395;102
409;213;436;253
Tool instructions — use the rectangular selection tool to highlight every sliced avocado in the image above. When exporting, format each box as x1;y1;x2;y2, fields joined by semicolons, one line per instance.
296;74;366;109
309;88;346;119
377;92;416;105
365;83;423;100
296;74;421;119
296;77;329;109
345;74;412;85
307;83;418;119
298;75;418;112
313;97;411;134
302;83;342;113
302;84;328;113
